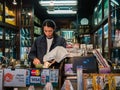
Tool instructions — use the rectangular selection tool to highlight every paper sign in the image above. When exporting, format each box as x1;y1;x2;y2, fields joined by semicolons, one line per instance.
26;69;30;85
4;69;26;87
50;69;59;83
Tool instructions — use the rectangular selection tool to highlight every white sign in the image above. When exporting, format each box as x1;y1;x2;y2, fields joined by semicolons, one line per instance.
4;69;26;87
0;70;3;90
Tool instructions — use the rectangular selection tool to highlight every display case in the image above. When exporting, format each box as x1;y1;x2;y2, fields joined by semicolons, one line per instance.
97;0;102;23
20;4;34;63
110;0;120;63
104;23;109;58
0;0;19;60
104;0;109;18
79;35;91;44
20;27;31;61
79;25;91;44
92;0;117;60
93;0;109;26
93;7;98;25
94;27;102;53
4;28;17;59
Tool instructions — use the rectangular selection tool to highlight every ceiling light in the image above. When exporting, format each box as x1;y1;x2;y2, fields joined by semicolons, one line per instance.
12;0;17;5
28;12;32;16
39;0;77;6
47;10;77;14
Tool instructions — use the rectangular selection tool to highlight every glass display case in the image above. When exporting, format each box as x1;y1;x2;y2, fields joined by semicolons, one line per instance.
0;1;19;61
93;0;104;26
111;0;120;62
104;23;109;58
20;28;31;60
4;29;17;59
104;0;109;18
20;7;33;62
97;0;102;23
93;7;98;25
78;25;91;45
94;27;102;53
93;0;109;26
79;35;91;44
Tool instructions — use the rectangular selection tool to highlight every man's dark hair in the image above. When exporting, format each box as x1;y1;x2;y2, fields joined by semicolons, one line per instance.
42;19;56;30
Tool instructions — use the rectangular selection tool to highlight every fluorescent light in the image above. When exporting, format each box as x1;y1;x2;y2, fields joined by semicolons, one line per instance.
39;0;77;6
47;10;77;14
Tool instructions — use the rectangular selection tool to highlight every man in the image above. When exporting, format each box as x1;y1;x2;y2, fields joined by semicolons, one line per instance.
28;19;66;68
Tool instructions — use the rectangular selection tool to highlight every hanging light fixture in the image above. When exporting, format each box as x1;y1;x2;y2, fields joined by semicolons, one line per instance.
47;10;77;14
39;0;77;6
12;0;17;5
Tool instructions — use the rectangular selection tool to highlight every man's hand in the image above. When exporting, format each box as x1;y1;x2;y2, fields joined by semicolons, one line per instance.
33;58;41;65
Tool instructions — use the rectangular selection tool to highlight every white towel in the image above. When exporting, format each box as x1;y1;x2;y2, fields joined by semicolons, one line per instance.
43;46;68;63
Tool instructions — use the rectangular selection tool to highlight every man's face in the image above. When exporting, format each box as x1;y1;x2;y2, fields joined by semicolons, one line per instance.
43;26;54;39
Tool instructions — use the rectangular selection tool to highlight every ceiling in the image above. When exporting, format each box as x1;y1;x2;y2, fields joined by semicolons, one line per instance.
11;0;99;28
32;0;100;29
6;0;99;26
34;0;99;23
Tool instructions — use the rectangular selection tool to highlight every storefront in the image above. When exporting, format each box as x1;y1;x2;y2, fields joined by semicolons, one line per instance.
0;0;120;90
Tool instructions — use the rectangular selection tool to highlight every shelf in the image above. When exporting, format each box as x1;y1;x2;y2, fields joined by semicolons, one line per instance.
0;22;18;30
112;47;120;49
21;25;32;28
